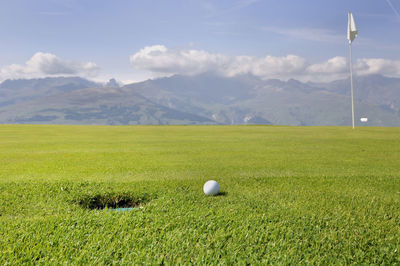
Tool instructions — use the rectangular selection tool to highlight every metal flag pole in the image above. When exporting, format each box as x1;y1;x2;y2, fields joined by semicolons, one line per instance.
349;42;355;129
347;12;357;129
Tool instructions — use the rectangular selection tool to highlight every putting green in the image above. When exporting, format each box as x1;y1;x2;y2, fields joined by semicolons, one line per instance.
1;125;399;264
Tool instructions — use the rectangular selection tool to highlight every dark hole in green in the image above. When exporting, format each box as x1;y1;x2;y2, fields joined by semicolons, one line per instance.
76;193;150;210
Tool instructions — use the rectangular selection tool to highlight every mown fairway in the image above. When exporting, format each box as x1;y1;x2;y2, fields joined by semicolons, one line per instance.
0;125;399;264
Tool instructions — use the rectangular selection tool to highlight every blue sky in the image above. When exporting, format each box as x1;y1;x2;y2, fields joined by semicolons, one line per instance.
1;0;400;83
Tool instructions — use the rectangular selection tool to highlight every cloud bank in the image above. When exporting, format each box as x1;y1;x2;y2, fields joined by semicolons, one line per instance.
0;52;99;81
2;48;399;83
130;45;400;82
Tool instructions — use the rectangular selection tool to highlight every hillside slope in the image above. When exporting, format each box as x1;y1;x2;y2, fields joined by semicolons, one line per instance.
0;74;399;126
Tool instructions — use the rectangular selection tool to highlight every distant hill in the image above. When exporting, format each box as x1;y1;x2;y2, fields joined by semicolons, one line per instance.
0;74;399;126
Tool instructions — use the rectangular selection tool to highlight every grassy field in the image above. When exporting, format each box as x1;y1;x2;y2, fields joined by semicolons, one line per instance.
0;125;399;264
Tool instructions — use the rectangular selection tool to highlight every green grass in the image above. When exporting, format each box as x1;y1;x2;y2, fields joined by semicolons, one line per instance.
0;125;399;264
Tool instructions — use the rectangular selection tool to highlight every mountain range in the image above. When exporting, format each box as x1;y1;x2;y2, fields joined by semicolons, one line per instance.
0;74;399;126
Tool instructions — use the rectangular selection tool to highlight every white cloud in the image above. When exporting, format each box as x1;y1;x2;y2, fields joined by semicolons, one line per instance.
130;45;230;76
0;52;99;81
130;45;307;80
130;45;400;82
355;58;400;76
307;57;347;74
303;56;349;81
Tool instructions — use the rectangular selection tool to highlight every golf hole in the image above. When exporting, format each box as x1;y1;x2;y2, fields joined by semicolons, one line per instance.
76;193;151;210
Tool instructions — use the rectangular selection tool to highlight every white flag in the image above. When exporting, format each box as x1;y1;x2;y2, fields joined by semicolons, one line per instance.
347;12;357;44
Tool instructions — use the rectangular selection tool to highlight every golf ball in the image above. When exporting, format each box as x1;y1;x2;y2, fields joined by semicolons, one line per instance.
203;180;220;196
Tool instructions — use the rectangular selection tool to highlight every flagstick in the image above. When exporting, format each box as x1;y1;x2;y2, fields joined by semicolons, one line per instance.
349;42;355;129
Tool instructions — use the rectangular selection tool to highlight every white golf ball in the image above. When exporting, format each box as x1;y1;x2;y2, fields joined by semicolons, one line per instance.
203;180;220;196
